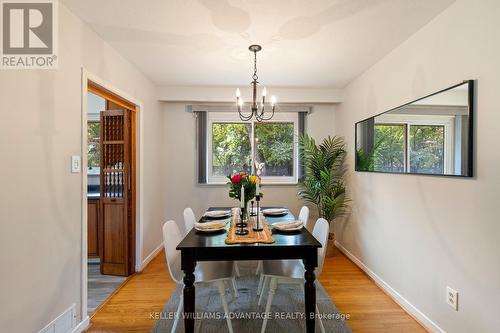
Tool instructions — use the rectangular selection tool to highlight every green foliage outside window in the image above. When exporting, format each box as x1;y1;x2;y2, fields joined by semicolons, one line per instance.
88;122;100;169
255;123;294;176
211;122;295;177
374;124;406;172
212;123;252;176
410;125;444;174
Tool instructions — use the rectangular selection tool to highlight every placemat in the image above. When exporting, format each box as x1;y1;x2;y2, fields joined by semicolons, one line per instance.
225;217;275;244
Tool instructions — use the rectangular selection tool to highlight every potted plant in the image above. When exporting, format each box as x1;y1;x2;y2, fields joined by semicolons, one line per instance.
298;134;349;256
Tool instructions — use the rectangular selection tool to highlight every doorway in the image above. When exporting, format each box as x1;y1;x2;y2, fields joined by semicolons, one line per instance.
85;81;138;315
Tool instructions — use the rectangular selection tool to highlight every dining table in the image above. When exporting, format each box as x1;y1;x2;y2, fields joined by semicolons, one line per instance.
176;206;322;333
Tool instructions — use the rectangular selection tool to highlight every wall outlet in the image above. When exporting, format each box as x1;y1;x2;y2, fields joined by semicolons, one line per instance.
446;286;458;311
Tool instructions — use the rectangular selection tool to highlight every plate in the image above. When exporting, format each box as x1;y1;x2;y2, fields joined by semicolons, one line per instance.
203;210;231;220
272;221;304;232
195;222;228;233
262;208;289;217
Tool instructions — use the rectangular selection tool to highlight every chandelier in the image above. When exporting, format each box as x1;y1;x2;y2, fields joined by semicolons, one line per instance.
236;44;277;121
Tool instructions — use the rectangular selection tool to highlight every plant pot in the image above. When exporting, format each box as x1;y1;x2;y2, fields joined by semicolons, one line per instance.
326;232;336;257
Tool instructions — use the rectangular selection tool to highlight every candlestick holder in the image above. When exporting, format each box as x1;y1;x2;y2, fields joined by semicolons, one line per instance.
250;200;256;216
235;211;249;235
252;194;264;231
235;206;248;228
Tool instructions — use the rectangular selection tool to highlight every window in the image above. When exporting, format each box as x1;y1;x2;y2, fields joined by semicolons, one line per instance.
255;122;295;177
87;91;105;175
88;122;100;171
206;112;299;184
211;123;252;176
373;114;453;174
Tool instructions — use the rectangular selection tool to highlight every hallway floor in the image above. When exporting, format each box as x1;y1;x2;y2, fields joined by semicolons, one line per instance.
87;263;127;314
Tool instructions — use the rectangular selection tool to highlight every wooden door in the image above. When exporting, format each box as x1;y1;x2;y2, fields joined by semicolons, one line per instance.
100;109;134;276
87;199;100;257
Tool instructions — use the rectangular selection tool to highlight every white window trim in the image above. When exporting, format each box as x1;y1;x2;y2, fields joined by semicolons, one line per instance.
375;114;455;174
206;112;299;185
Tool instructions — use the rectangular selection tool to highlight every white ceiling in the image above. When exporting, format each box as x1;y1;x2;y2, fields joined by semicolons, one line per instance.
62;0;454;88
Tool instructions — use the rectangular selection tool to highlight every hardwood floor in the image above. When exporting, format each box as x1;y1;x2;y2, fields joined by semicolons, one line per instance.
85;248;426;333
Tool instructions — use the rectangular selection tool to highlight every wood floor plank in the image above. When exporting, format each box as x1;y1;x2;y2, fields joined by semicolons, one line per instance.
85;248;426;333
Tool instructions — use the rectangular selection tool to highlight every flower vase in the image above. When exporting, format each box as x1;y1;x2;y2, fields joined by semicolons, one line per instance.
240;199;250;221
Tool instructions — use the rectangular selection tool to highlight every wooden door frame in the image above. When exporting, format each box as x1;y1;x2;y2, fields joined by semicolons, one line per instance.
80;68;144;321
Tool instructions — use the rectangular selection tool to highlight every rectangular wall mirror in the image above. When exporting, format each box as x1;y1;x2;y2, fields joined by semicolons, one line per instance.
355;80;474;177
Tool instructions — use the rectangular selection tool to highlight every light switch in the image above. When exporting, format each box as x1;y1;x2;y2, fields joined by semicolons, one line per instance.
71;155;81;173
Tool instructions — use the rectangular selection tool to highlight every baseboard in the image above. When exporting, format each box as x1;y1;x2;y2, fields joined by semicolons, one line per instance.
139;242;163;271
334;241;445;333
71;316;89;333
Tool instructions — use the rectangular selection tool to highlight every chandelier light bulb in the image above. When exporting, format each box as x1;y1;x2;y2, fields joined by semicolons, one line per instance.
238;98;244;107
271;95;277;106
262;87;267;97
236;88;241;98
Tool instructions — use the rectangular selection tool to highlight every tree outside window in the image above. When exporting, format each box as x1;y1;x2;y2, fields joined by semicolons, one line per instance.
88;122;100;170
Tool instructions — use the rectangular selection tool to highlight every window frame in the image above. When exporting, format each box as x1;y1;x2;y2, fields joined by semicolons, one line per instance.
206;112;299;185
375;114;454;173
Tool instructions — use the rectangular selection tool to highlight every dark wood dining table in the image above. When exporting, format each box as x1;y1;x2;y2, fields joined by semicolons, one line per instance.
176;207;322;333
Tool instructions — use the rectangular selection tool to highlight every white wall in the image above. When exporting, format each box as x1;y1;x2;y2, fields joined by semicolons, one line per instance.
335;1;500;332
163;103;337;232
158;86;344;104
0;4;165;332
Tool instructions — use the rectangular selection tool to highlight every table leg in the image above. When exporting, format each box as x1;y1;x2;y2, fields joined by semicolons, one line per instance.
304;258;316;333
182;254;196;333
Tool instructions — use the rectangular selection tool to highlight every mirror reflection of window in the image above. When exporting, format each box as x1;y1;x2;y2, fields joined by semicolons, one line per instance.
373;124;406;173
409;125;444;174
355;81;473;177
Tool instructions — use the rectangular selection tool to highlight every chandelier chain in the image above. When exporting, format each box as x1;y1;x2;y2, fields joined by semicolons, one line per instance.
252;50;258;81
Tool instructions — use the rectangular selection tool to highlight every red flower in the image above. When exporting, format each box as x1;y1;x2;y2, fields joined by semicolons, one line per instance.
231;174;242;184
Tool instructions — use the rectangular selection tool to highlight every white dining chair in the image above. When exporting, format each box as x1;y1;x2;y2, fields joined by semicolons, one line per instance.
183;207;196;235
162;220;236;333
184;207;241;280
298;205;310;229
256;206;309;295
258;218;329;333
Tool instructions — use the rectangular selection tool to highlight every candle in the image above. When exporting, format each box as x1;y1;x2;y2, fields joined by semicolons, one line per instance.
240;185;245;208
256;178;260;195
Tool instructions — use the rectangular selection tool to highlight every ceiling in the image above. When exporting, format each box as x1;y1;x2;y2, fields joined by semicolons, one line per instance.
62;0;454;88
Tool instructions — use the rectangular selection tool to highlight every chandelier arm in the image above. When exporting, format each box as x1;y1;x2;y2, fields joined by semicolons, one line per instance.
257;105;275;121
238;106;255;121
